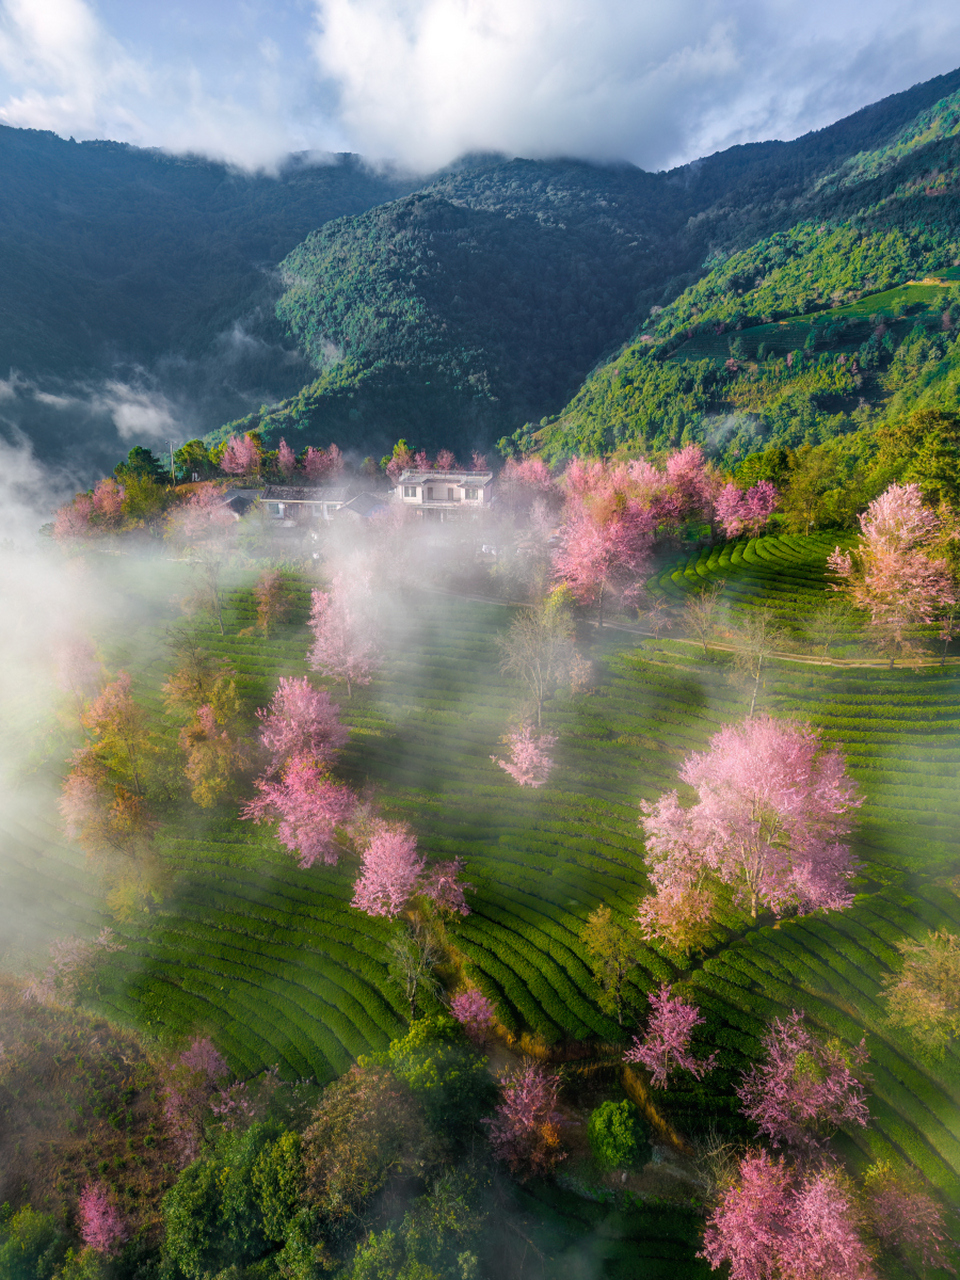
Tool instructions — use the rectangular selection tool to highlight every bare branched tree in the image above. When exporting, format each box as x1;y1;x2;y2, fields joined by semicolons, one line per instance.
727;605;789;715
681;580;726;657
497;592;576;726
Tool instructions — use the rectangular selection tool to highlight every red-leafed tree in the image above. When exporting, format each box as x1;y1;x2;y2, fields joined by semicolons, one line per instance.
624;984;716;1088
352;822;425;918
256;676;348;774
435;448;457;471
242;754;356;868
491;725;557;787
701;1152;876;1280
486;1062;565;1177
251;567;294;636
78;1182;128;1254
737;1010;869;1153
828;482;957;665
308;575;380;696
638;716;861;948
450;989;496;1044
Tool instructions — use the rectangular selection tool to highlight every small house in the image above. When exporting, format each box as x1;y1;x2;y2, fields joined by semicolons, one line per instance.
393;469;494;520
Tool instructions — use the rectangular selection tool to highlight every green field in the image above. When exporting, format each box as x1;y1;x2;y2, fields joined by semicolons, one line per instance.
665;279;957;363
5;541;960;1230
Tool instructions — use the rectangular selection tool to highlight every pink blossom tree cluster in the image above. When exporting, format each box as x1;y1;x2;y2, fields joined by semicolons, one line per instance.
550;447;724;624
21;928;122;1007
624;983;717;1088
701;1151;874;1280
161;1035;237;1166
242;676;355;868
351;821;473;919
828;482;957;664
486;1061;565;1177
218;433;261;477
308;574;380;697
53;478;128;542
77;1182;129;1254
450;988;496;1043
737;1010;869;1153
491;725;558;787
714;479;780;538
637;715;862;949
700;1012;951;1279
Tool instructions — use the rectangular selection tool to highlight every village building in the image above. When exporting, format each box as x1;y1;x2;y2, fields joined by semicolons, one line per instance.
260;485;350;526
393;469;494;519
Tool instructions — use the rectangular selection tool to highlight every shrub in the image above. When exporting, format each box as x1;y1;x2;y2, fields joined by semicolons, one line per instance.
587;1100;651;1170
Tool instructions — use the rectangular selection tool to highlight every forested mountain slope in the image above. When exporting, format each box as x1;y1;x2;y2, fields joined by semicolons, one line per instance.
218;67;960;459
5;66;960;469
519;102;960;470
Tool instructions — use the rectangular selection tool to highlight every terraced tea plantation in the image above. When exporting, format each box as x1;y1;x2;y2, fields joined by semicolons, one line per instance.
6;537;960;1231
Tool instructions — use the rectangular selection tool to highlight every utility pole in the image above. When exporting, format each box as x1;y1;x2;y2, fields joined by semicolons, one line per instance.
169;441;176;485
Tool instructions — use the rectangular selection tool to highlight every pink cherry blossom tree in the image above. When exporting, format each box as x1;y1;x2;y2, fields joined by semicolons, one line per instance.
491;725;558;788
219;433;261;477
624;984;717;1087
277;438;297;477
22;928;122;1007
828;482;957;665
451;989;496;1044
308;575;380;696
419;858;472;916
715;480;780;538
737;1010;869;1153
242;754;356;868
862;1160;954;1275
53;492;94;542
78;1182;128;1254
162;1035;232;1165
352;822;425;918
486;1061;565;1177
701;1152;877;1280
660;444;722;530
435;448;457;471
637;716;861;947
553;457;658;625
302;443;344;481
256;676;348;774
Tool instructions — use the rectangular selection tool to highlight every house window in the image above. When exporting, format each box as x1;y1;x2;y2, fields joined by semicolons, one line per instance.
447;487;455;500
403;485;417;498
464;486;479;501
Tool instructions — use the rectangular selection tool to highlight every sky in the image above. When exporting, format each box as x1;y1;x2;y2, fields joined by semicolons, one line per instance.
0;0;958;173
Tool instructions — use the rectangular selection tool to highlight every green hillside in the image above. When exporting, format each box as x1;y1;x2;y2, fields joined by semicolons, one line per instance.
520;219;960;466
208;72;960;461
9;541;960;1234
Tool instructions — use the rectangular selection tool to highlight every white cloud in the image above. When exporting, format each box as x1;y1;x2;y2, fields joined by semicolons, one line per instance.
94;381;177;442
310;0;960;171
0;0;957;173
